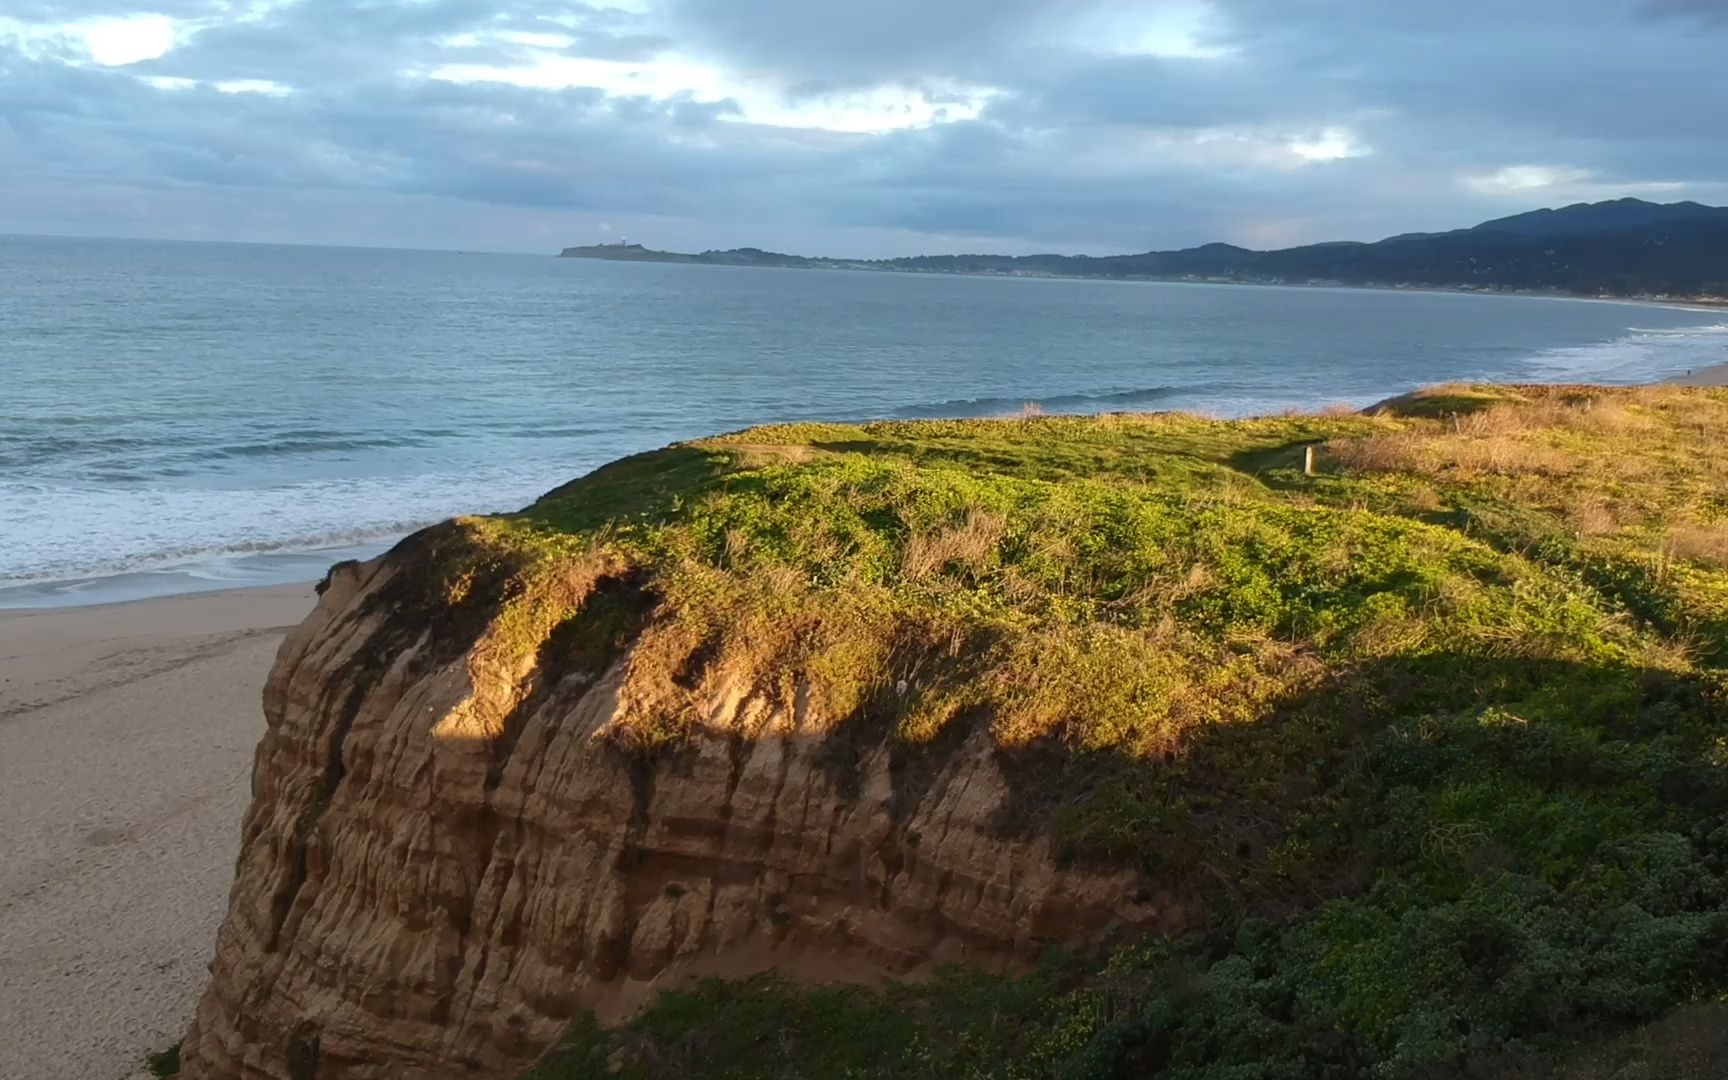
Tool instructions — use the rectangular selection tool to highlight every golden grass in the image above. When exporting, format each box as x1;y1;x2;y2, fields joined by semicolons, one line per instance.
1336;387;1728;515
1330;431;1579;478
902;509;1008;582
1668;522;1728;567
1569;500;1624;537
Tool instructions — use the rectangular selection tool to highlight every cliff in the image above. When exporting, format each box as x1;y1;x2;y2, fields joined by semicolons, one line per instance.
176;538;1178;1079
181;391;1728;1078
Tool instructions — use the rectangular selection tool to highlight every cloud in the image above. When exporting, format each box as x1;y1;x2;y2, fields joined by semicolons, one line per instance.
1463;166;1596;196
1;0;1726;255
667;0;1066;87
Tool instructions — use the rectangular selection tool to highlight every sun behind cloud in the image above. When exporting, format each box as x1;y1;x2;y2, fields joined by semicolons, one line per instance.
81;14;177;67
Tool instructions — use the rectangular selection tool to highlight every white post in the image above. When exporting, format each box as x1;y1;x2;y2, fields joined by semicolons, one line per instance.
1304;445;1318;476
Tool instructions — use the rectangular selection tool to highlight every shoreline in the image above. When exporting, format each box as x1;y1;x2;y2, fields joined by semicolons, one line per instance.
0;585;316;1080
561;249;1728;311
1660;360;1728;386
5;370;1725;1076
13;349;1727;615
0;538;393;612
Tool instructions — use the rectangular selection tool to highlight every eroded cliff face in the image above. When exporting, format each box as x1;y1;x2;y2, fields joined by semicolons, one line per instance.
178;534;1182;1080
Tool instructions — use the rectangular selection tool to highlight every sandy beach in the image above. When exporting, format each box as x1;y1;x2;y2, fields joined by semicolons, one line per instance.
0;585;315;1080
1662;360;1728;387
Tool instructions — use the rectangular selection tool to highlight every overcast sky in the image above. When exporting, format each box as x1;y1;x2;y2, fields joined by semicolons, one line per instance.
3;0;1726;255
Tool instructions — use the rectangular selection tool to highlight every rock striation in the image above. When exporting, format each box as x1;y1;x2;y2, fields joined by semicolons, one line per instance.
178;533;1181;1080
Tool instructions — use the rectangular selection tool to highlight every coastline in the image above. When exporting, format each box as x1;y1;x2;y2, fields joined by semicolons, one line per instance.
1660;360;1728;386
5;367;1726;1075
559;248;1728;312
13;330;1725;616
0;584;316;1080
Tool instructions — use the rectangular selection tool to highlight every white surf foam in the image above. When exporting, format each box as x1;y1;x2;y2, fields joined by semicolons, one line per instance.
0;461;590;590
1520;322;1728;383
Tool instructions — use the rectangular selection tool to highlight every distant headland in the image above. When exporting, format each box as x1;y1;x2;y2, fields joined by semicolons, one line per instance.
561;198;1728;302
558;241;862;270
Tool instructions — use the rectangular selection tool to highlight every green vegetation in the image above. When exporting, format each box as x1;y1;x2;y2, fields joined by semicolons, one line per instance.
417;385;1728;1078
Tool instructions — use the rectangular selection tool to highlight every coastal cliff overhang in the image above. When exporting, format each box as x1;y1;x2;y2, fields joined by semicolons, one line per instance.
181;386;1728;1079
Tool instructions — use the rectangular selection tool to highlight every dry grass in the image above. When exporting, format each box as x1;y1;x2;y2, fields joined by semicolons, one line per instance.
1337;387;1728;495
1569;500;1624;537
902;510;1008;582
1445;397;1651;438
1329;430;1578;478
1668;522;1728;567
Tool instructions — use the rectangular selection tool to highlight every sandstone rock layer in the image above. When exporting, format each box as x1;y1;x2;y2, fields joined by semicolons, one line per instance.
180;537;1179;1079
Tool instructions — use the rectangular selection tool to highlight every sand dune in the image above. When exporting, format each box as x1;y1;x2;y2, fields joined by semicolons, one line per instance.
0;586;314;1080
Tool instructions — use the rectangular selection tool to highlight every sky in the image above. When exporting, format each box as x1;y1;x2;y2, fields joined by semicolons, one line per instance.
2;0;1727;256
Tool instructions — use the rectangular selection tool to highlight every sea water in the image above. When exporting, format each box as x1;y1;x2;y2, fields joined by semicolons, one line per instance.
3;234;1725;607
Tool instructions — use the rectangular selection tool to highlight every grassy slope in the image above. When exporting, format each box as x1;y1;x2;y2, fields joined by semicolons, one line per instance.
436;385;1728;1079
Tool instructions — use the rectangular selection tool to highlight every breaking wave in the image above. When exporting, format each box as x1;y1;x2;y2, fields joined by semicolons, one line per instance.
1522;321;1728;383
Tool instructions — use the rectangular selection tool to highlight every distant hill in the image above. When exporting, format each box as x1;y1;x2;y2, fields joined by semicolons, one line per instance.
1470;197;1728;237
557;243;695;262
560;198;1728;300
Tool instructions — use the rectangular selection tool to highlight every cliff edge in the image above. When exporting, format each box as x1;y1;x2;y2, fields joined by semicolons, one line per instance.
182;389;1728;1078
176;534;1178;1079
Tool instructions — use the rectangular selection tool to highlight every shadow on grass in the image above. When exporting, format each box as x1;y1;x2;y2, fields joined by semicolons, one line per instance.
995;650;1722;913
1225;439;1320;479
523;446;735;533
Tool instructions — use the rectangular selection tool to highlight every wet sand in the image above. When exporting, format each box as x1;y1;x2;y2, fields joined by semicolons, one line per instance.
1662;361;1728;387
0;585;314;1080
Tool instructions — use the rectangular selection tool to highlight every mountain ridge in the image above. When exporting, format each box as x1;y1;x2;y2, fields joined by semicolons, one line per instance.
560;198;1728;300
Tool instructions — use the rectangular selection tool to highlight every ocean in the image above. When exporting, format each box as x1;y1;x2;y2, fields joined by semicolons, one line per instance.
3;234;1725;607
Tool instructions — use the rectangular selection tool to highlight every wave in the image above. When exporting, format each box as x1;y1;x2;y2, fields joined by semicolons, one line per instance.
4;422;593;474
0;457;574;587
210;434;432;459
494;425;605;440
891;386;1183;419
0;520;438;592
1;428;443;469
0;432;198;460
1523;320;1728;383
1622;322;1728;337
